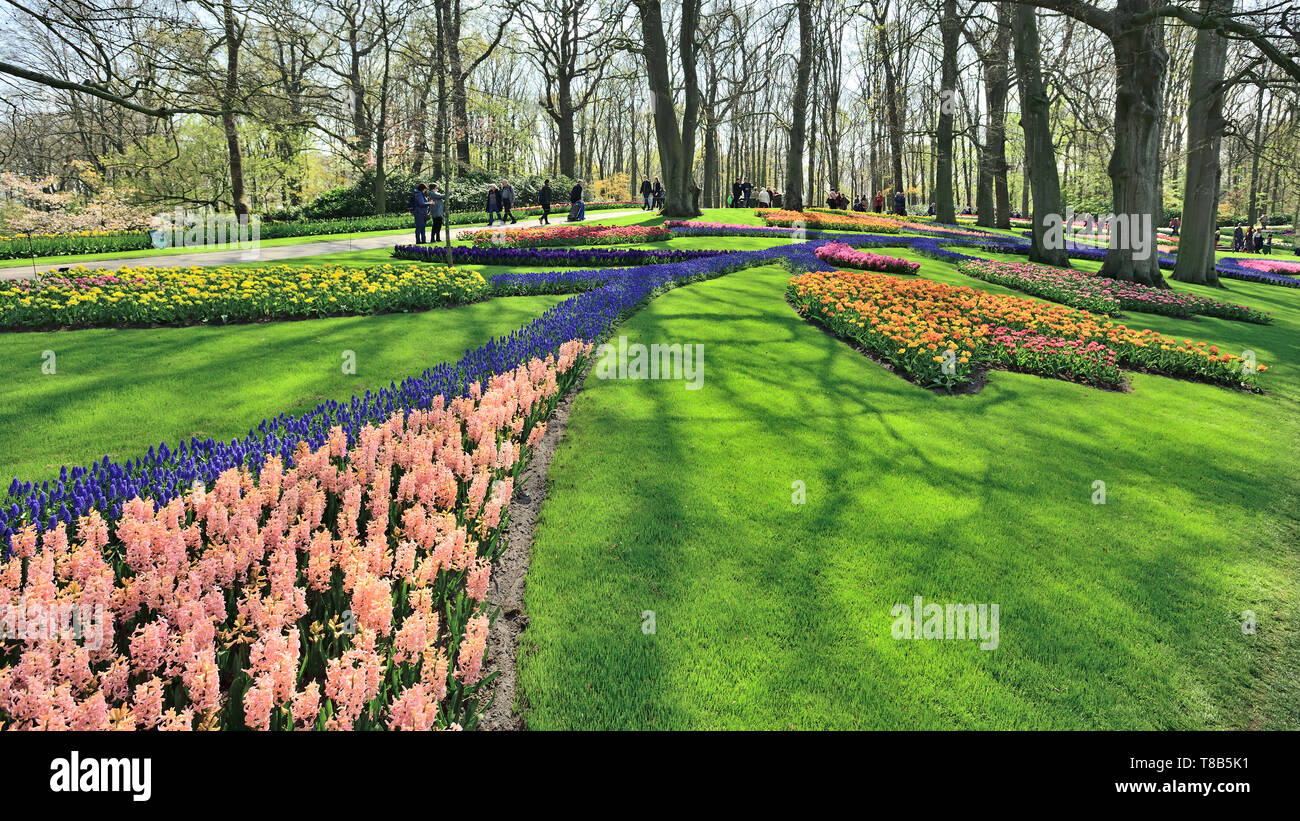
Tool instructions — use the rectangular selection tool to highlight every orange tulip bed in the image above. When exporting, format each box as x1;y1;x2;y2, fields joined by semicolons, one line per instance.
787;269;1264;392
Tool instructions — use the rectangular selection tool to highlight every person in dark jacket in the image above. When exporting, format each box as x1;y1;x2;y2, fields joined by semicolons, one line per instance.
409;184;430;244
741;178;753;206
568;180;584;221
426;183;447;242
486;185;502;225
538;180;553;224
500;179;517;224
732;179;743;208
640;176;653;210
1254;230;1265;252
894;189;906;215
652;178;664;209
1233;223;1244;251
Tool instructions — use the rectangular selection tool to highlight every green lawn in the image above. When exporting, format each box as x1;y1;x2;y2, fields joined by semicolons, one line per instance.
517;259;1300;730
0;294;567;483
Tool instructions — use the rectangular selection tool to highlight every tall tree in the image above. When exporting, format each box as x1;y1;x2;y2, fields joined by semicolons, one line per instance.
1011;3;1068;266
634;0;703;216
1171;0;1232;285
785;0;813;210
934;0;960;223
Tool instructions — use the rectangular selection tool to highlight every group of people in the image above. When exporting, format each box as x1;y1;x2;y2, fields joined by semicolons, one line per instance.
639;176;666;210
408;177;593;244
725;178;779;208
836;189;907;215
1224;222;1273;254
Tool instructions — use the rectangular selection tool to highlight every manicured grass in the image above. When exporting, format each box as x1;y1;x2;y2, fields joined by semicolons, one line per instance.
0;294;567;484
518;259;1300;729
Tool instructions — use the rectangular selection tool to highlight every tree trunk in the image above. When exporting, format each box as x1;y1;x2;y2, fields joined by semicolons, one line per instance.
784;0;813;210
636;0;702;217
1097;0;1167;286
1172;0;1230;285
877;21;905;198
222;0;248;218
935;0;959;223
983;4;1012;228
1012;4;1068;266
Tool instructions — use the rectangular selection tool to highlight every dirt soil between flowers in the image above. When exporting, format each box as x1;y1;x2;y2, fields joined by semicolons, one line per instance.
479;363;592;731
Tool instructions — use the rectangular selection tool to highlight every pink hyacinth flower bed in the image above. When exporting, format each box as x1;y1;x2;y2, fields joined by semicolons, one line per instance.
461;224;669;248
1238;258;1300;275
813;242;920;275
0;340;592;731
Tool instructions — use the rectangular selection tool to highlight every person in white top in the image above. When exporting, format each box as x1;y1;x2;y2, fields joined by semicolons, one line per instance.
757;187;771;208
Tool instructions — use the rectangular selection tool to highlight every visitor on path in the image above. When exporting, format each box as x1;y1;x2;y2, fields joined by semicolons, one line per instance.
640;176;653;210
409;184;430;244
1233;223;1244;251
928;201;936;216
733;179;743;208
568;180;585;221
742;179;753;206
757;186;772;208
486;185;502;226
538;180;553;224
1244;225;1255;253
1254;230;1265;253
894;190;906;215
1215;227;1222;249
427;183;447;242
1169;216;1180;236
652;177;665;209
873;192;884;213
500;180;517;224
853;196;867;212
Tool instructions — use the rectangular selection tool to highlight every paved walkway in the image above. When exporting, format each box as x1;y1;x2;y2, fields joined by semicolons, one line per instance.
0;209;648;280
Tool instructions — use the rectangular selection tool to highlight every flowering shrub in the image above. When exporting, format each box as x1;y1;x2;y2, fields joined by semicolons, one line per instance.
392;243;724;267
0;264;489;329
813;242;919;274
957;259;1270;324
460;224;670;248
0;341;592;731
787;269;1263;391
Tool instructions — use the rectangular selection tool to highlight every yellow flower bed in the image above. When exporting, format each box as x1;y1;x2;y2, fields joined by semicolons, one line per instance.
0;263;489;329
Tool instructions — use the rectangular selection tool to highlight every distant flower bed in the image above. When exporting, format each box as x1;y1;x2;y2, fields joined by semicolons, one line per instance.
957;259;1270;324
0;263;489;329
392;243;723;267
1238;258;1300;275
758;209;902;233
788;269;1263;391
460;224;669;247
814;242;919;274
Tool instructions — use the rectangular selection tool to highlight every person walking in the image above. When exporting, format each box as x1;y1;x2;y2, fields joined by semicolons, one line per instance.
500;180;517;224
409;183;430;244
427;183;447;243
732;179;743;209
486;184;502;226
640;176;653;210
1233;223;1244;252
742;178;753;207
873;191;884;213
894;189;906;215
757;186;771;208
538;179;553;225
652;177;664;209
